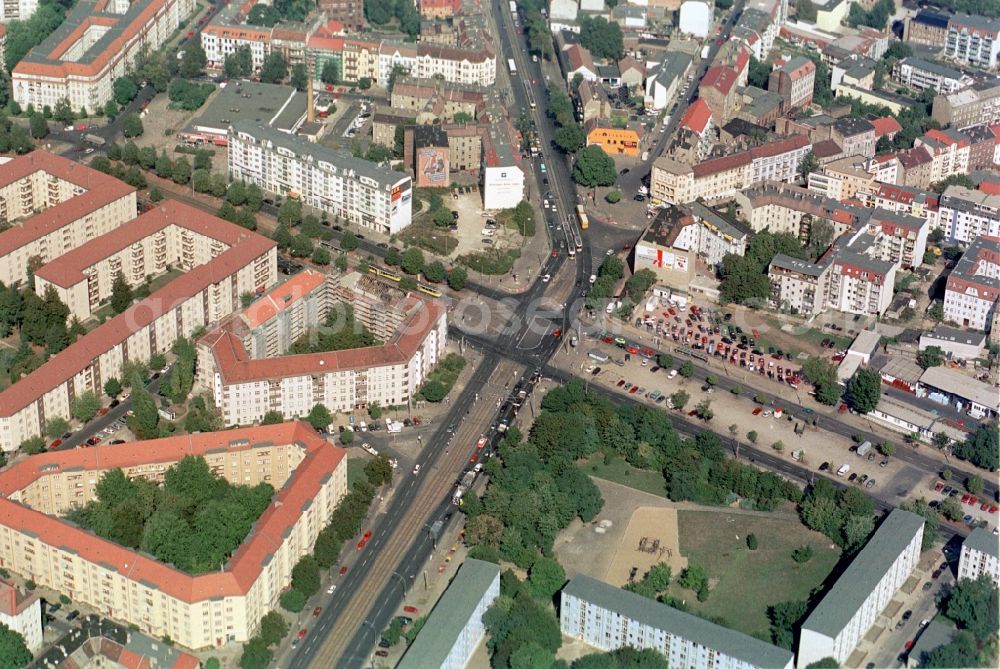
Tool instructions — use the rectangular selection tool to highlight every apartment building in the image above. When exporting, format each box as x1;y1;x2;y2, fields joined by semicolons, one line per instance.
807;157;874;202
938;185;1000;243
389;75;487;123
827;235;898;315
560;575;793;669
0;0;37;21
797;510;924;669
895;146;935;189
958;527;999;585
736;181;863;237
769;254;832;316
863;210;929;270
320;0;363;31
891;58;972;95
199;272;447;425
678;99;714;161
228;121;412;235
0;152;136;287
699;66;741;123
943;235;1000;331
397;559;500;669
932;83;1000;129
831;117;877;159
768;56;815;109
945;14;1000;70
915;129;971;184
0;423;347;649
858;183;941;236
0;580;41;651
0;201;276;453
634;204;749;282
12;0;196;111
962;124;1000;170
750;134;812;184
904;9;950;48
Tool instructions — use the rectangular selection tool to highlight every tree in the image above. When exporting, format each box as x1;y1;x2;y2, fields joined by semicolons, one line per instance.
20;436;46;455
311;246;331;265
657;354;673;368
279;588;306;613
748;56;771;88
29;113;48;139
53;97;75;124
113;77;139;106
71;391;101;423
260;51;288;84
307;404;333;432
805;659;839;669
334;255;348;272
448;265;468;290
423;261;447;283
341;231;358;251
528;556;566;600
679;361;694;377
258;611;289;647
120;112;144;138
0;622;32;669
801;357;842;405
554;124;585;153
791;545;813;563
320;60;339;85
277;198;302;227
179;42;208;79
46;417;70;439
291;63;308;91
670;390;689;410
573;146;617;187
953;422;998;471
694;400;714;421
966;474;984;495
746;533;759;550
401;247;425;275
924;630;980;669
796;0;817;22
364;455;394;487
944;574;998;639
171;156;192;185
845;368;880;414
338;430;354;445
240;636;273;669
110;271;134;314
747;430;758;443
878;440;895;457
917;345;945;369
223;45;254;79
940;495;964;522
798;151;820;179
261;410;284;425
127;379;159;439
291;555;320;596
928;300;945;321
579;16;624;60
901;499;940;551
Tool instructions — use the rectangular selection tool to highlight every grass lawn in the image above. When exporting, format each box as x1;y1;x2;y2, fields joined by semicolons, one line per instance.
399;218;458;256
581;453;668;497
669;510;841;638
347;458;368;491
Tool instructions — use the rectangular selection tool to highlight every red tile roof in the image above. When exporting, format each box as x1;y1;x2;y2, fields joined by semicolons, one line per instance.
680;99;713;135
701;66;738;96
692;134;810;178
871;116;902;138
0;423;344;604
0;201;275;416
243;269;327;329
0;580;38;617
0;151;135;259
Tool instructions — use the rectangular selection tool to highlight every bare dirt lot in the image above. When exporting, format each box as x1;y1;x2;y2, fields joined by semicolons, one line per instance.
605;506;687;587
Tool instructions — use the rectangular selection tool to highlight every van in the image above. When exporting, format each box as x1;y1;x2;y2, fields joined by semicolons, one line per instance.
837;464;850;477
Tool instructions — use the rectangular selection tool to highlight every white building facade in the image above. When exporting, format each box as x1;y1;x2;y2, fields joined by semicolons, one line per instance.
958;527;1000;586
938;185;1000;244
0;580;42;651
228;121;413;235
797;510;925;669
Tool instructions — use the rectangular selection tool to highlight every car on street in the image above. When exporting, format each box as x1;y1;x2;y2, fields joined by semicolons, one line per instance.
542;274;551;282
339;566;348;576
313;607;322;617
297;629;308;640
357;530;372;550
327;584;337;594
412;464;421;475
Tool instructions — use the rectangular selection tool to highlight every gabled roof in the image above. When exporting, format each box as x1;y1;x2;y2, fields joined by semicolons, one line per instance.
871;116;902;138
701;65;739;96
680;99;713;134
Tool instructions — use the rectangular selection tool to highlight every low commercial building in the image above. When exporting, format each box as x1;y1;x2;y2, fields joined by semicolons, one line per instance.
179;81;308;146
586;121;642;157
797;509;925;669
633;204;749;283
560;575;793;669
0;580;41;651
481;113;524;211
397;559;500;669
35;617;201;669
12;0;196;111
867;394;968;444
938;185;1000;244
919;365;999;419
0;200;277;453
228;121;413;235
943;235;1000;331
0;151;137;287
891;58;972;95
199;271;447;424
0;423;347;649
958;527;999;586
918;325;987;360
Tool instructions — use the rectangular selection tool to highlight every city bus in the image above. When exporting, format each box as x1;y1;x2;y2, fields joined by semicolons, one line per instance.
508;58;517;76
576;204;589;230
524;81;536;109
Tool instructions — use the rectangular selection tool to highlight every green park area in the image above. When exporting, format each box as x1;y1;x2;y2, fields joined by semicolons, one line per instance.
669;510;841;638
582;452;668;497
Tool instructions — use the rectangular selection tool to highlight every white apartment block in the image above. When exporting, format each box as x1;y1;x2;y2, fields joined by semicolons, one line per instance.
938;185;1000;243
0;0;38;21
561;575;794;669
914;130;971;184
0;424;347;649
201;21;272;71
859;183;942;237
958;527;999;586
769;255;831;316
12;0;196;111
797;509;924;669
892;58;973;95
199;272;447;425
397;559;500;669
945;14;1000;70
0;152;137;288
943;235;1000;331
749;136;811;184
228;121;413;235
0;580;42;651
0;200;276;453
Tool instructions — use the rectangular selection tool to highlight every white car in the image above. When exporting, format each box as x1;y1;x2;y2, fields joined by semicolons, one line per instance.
542;274;551;282
413;464;421;475
606;249;614;256
589;274;597;284
361;442;379;456
543;200;549;209
668;369;678;379
327;584;336;594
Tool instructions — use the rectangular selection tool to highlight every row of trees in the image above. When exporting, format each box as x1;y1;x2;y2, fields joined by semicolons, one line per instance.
547;85;585;154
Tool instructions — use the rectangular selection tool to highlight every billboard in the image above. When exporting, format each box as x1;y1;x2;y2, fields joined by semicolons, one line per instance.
416;146;449;187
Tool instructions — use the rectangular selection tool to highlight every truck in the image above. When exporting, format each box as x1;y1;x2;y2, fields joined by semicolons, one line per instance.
453;471;477;505
856;440;873;457
84;134;105;146
837;464;850;477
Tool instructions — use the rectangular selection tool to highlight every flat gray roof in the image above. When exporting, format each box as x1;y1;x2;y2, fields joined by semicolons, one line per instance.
964;527;999;560
770;253;827;278
397;559;500;669
230;120;409;189
188;81;306;135
563;575;794;669
802;509;925;638
899;57;967;81
921;325;986;348
920;366;1000;411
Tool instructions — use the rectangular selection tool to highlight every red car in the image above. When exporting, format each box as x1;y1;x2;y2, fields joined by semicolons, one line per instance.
551;248;559;257
313;606;322;617
641;347;655;357
617;379;626;387
552;327;562;338
626;346;639;354
981;502;991;511
403;606;419;614
962;494;971;504
990;505;998;514
476;436;488;449
297;629;308;640
752;406;763;416
49;438;62;449
602;336;614;344
357;530;372;550
628;386;639;394
934;482;944;492
339;566;348;576
470;452;479;463
969;496;978;506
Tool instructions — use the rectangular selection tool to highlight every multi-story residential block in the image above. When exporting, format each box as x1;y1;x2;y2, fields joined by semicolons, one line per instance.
808;156;875;202
678;99;714;160
958;527;999;585
198;271;447;424
895;146;935;189
732;6;777;60
0;152;137;288
858;183;941;235
831;117;877;159
389;75;487;123
826;234;899;315
228;121;413;235
644;51;693;111
397;559;500;669
915;129;972;184
0;580;41;651
769;56;815;110
736;181;862;237
932;82;1000;129
863;210;929;270
749;134;812;184
963;124;1000;170
832;54;876;91
12;0;196;111
633;204;749;282
943;235;1000;331
0;423;347;649
891;58;973;95
904;9;950;48
0;0;37;21
797;510;924;669
560;575;794;669
320;0;363;30
769;254;832;316
0;199;277;453
938;185;1000;243
699;66;741;123
945;14;1000;70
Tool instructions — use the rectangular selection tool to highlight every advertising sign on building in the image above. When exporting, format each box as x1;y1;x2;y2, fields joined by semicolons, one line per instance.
417;146;449;187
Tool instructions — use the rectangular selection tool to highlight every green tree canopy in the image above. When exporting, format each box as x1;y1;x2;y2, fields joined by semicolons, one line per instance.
573;146;617;187
579;16;624;60
845;368;881;414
